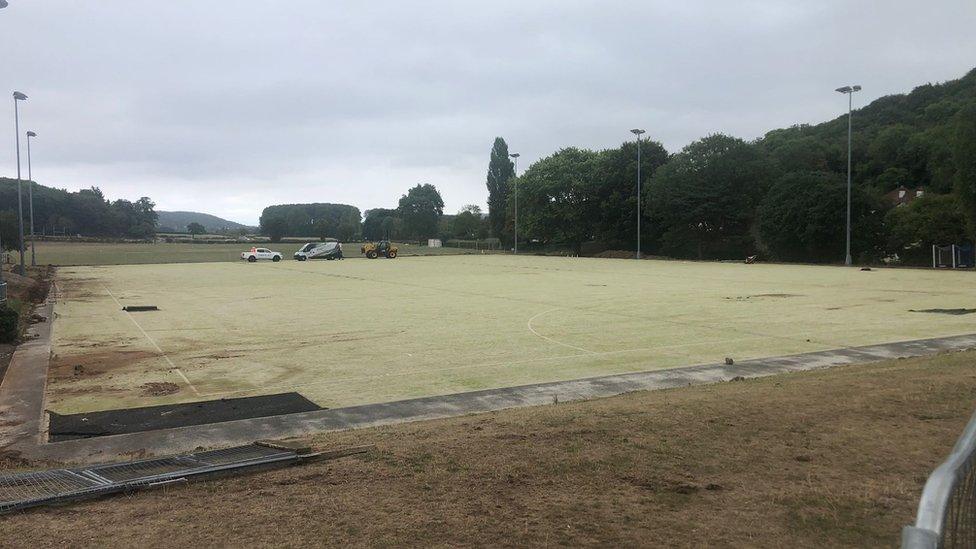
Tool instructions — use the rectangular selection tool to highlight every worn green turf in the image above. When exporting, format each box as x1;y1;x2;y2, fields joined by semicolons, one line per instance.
48;255;976;414
32;241;484;266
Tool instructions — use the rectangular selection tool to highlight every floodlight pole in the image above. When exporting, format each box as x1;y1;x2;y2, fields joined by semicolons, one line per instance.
836;85;860;266
510;153;520;255
630;129;646;259
27;131;36;266
13;92;28;276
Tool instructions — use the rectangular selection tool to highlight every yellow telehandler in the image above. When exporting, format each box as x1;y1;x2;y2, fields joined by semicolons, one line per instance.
360;240;398;259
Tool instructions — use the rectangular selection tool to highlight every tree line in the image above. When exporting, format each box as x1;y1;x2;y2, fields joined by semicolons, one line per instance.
0;179;157;248
487;67;976;264
259;203;363;242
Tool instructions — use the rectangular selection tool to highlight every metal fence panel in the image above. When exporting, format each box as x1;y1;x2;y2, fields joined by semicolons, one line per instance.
903;409;976;548
0;443;310;515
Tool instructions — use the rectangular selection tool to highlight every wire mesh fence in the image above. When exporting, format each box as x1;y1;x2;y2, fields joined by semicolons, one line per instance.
0;443;308;515
903;409;976;548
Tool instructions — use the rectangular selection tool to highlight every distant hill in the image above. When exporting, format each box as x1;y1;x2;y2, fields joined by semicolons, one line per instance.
156;211;253;233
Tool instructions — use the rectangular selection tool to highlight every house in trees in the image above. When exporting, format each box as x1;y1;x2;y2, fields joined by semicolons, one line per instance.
884;186;925;207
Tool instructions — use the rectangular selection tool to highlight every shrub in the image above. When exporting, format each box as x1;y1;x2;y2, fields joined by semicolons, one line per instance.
0;304;19;343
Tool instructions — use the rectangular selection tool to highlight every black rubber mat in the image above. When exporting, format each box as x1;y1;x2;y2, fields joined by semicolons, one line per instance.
48;392;322;441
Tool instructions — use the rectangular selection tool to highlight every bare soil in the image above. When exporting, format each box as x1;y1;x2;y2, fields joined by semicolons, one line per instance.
139;382;180;396
49;349;158;380
2;350;975;547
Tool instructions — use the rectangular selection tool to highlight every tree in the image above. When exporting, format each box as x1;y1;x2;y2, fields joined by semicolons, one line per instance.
362;208;400;240
486;137;514;240
1;179;158;238
0;210;20;251
886;193;970;265
264;217;287;243
380;216;399;240
589;140;669;249
952;104;976;232
515;148;602;255
336;218;361;241
757;171;884;262
186;222;206;238
647;134;774;259
452;210;481;239
398;183;444;239
259;203;361;240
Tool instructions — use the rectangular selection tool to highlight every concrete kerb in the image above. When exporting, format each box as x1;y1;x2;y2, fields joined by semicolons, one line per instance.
3;298;976;464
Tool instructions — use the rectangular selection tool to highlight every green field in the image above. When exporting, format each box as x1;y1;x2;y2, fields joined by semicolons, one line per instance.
32;241;485;266
47;255;976;414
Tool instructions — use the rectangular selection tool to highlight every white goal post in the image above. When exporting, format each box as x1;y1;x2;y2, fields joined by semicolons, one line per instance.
933;244;974;269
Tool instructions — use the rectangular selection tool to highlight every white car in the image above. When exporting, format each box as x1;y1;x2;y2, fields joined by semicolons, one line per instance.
241;247;282;262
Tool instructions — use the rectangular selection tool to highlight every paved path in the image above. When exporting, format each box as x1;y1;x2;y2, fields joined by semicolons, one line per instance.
0;300;54;455
3;302;975;464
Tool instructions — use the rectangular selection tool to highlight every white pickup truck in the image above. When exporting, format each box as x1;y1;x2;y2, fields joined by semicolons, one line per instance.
241;247;283;262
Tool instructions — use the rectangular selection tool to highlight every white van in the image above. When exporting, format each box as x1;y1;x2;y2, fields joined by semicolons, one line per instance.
294;241;343;261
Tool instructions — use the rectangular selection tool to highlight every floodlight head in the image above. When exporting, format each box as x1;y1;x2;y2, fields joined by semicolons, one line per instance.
509;153;520;158
13;91;27;100
835;86;852;94
0;1;8;9
26;131;36;137
630;128;645;135
852;85;862;92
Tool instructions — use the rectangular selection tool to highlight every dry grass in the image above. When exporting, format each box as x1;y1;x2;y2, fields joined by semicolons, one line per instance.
3;350;975;547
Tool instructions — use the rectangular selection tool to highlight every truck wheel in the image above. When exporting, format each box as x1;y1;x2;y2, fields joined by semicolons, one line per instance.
247;256;257;262
272;256;281;262
387;250;398;259
367;250;378;259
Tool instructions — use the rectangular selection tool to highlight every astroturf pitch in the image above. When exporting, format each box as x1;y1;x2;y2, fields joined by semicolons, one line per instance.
47;255;976;415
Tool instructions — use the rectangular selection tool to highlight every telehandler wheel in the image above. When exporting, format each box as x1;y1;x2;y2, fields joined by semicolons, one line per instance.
387;250;398;259
366;250;378;259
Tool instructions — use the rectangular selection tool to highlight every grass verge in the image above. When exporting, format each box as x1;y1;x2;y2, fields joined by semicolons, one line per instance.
2;350;974;547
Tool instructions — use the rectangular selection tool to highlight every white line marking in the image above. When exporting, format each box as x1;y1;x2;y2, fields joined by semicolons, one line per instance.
527;308;597;354
103;286;200;396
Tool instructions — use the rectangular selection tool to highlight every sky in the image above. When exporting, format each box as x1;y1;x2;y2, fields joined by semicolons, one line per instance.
1;1;975;225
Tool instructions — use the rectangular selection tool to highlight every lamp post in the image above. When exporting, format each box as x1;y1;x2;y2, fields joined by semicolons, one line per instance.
509;153;520;255
630;128;645;259
26;131;36;266
836;85;861;266
13;91;28;275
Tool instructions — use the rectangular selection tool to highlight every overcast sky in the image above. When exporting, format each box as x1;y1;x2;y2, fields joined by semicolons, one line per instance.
2;1;975;225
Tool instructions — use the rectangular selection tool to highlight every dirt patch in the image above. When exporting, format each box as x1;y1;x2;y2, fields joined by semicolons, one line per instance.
140;381;180;396
725;293;802;301
49;349;158;380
